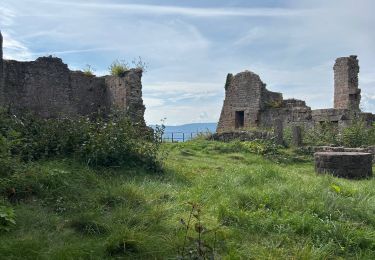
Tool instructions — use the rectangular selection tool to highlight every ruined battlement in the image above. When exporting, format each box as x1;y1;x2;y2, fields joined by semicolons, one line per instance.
217;56;373;133
0;31;145;125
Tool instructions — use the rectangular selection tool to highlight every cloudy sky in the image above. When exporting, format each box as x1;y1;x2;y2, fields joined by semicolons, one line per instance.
1;0;374;125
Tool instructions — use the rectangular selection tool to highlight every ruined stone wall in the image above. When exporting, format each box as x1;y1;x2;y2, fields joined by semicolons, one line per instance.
217;70;313;132
4;57;77;117
217;71;282;132
0;57;145;125
259;99;313;128
334;55;361;110
217;55;373;133
105;69;146;124
2;57;111;118
0;31;146;125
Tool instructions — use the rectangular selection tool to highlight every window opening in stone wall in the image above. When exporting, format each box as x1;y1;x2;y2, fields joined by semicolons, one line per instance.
349;94;358;101
235;111;244;129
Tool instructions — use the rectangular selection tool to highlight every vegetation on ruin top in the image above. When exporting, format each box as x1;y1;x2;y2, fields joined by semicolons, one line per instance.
109;57;148;76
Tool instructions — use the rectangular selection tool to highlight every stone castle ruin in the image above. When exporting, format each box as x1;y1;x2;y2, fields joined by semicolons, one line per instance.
0;31;146;125
217;55;374;133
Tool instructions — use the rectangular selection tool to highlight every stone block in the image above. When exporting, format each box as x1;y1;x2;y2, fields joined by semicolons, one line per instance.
314;152;372;179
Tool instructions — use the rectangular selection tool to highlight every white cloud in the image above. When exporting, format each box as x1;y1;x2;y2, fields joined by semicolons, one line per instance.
0;6;15;26
16;1;314;18
143;97;165;108
234;27;265;46
145;81;221;95
1;0;375;125
145;102;221;125
2;31;32;60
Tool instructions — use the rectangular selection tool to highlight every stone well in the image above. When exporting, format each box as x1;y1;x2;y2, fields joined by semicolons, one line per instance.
314;152;373;179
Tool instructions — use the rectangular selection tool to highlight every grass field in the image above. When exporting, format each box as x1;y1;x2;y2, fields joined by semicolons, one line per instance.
1;140;375;259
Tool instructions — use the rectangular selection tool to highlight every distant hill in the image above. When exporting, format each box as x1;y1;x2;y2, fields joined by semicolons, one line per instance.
150;123;217;141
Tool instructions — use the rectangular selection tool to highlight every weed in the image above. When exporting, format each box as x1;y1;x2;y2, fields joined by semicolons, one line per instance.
179;202;220;259
70;216;109;236
82;64;95;76
0;205;16;232
109;59;129;76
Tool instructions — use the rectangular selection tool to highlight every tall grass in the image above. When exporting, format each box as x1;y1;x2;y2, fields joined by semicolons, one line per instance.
0;138;374;258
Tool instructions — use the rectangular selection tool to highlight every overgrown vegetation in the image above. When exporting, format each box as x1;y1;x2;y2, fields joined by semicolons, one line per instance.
0;137;374;258
0;109;162;169
109;57;148;76
284;119;375;148
265;99;283;108
109;59;129;76
82;64;95;76
0;108;375;258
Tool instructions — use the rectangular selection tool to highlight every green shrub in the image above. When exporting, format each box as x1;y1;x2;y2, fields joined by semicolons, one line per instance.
342;120;373;147
109;60;129;76
82;64;95;76
0;205;16;232
301;122;340;146
0;109;163;170
300;119;375;148
240;140;280;155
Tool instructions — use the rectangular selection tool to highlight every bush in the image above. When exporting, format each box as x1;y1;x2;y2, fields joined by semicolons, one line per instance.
0;109;163;170
0;205;16;232
284;118;375;148
342;120;374;147
82;64;95;76
78;115;160;169
109;60;129;76
302;122;341;146
240;140;280;155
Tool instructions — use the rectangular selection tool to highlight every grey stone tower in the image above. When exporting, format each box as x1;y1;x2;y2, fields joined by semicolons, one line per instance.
333;55;361;111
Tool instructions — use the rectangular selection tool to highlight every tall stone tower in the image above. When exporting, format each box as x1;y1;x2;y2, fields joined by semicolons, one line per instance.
333;55;361;111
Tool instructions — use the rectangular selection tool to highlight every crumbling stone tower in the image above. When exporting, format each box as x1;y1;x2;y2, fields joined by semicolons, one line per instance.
217;71;284;132
333;55;361;111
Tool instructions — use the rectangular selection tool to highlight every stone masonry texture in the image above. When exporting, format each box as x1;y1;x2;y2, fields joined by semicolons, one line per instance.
0;31;145;126
217;55;373;133
314;152;373;179
334;55;361;110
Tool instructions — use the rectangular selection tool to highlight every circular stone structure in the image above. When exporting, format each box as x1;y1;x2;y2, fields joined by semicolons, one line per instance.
314;152;373;179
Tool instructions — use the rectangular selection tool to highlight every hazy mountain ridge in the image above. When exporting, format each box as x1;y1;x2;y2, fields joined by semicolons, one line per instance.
150;123;217;133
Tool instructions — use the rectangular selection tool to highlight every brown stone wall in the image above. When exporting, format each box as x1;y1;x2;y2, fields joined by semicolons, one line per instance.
217;71;283;132
0;58;145;126
3;57;75;117
217;55;373;133
259;99;313;128
0;31;146;124
334;55;361;110
105;69;146;125
70;71;110;117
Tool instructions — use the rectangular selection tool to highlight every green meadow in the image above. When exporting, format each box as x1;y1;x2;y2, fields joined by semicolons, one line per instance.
1;140;375;259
